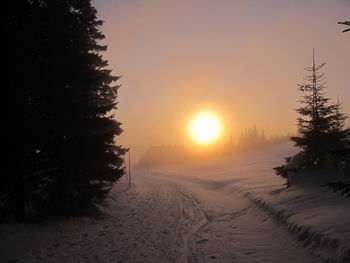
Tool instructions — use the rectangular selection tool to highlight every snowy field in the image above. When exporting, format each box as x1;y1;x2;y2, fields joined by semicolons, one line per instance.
1;142;349;263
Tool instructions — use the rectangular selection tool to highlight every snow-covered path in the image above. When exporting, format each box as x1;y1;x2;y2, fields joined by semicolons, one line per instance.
129;170;319;263
1;143;330;263
0;168;320;263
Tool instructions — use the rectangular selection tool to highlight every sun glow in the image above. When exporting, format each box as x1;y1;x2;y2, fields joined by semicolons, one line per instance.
189;111;223;144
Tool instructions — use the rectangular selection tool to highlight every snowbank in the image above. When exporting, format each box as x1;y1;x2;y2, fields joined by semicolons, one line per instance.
238;149;350;263
244;187;350;263
153;142;350;263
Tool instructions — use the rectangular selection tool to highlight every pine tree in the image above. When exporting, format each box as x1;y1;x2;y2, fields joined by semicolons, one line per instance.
41;0;126;214
290;49;350;168
1;0;125;219
2;0;50;221
322;19;350;198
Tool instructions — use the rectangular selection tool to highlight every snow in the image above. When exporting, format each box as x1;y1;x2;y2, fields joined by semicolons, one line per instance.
248;185;350;263
150;142;350;262
1;142;349;263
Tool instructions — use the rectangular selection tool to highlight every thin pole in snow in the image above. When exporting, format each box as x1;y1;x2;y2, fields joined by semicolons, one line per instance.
128;150;131;188
124;157;128;182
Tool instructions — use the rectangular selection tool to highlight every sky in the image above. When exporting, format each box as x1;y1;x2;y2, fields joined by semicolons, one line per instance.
93;0;350;159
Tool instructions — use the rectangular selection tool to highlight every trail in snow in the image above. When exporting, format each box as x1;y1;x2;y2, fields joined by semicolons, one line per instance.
0;142;327;263
1;176;206;263
0;169;320;263
139;171;320;263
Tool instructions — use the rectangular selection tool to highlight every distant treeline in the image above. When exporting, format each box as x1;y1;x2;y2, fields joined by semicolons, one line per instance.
138;145;190;168
138;127;289;168
235;126;289;151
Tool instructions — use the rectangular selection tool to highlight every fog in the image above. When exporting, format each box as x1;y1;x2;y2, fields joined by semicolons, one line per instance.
94;0;350;159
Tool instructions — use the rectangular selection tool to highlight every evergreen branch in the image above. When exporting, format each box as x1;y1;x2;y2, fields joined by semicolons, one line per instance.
338;21;350;33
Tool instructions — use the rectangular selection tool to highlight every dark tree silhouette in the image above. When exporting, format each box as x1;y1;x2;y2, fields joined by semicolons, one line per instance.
2;0;125;220
274;50;350;187
290;50;350;168
338;21;350;32
2;1;50;221
45;0;126;215
322;19;350;198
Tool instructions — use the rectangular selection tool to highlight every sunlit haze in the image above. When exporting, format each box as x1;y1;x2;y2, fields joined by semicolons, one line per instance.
94;0;350;158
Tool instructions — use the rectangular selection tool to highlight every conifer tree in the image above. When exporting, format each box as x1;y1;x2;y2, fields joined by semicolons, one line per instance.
2;0;125;219
42;0;126;214
322;19;350;198
2;0;50;220
291;49;350;168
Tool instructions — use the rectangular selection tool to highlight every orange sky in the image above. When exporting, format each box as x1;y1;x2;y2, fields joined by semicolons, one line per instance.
94;0;350;159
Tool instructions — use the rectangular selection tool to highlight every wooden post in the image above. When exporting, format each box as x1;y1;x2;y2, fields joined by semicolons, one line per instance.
128;150;131;188
124;157;128;182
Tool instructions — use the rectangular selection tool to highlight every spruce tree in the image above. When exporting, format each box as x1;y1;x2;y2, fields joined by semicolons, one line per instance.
2;0;125;219
2;0;50;221
42;0;126;214
291;49;350;168
322;19;350;198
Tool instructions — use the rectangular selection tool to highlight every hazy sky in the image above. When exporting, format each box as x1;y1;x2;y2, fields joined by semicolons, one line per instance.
94;0;350;158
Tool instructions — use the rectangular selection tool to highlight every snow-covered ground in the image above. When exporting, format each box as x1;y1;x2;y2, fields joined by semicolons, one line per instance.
152;142;350;262
1;142;349;263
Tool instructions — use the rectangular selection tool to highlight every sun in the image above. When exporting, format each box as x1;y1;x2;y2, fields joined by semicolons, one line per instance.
189;111;223;144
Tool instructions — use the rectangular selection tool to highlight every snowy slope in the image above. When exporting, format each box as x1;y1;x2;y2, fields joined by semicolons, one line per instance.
151;142;350;263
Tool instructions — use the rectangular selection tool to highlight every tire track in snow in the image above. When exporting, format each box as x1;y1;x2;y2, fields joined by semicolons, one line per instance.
164;183;209;263
145;172;320;263
143;178;210;263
